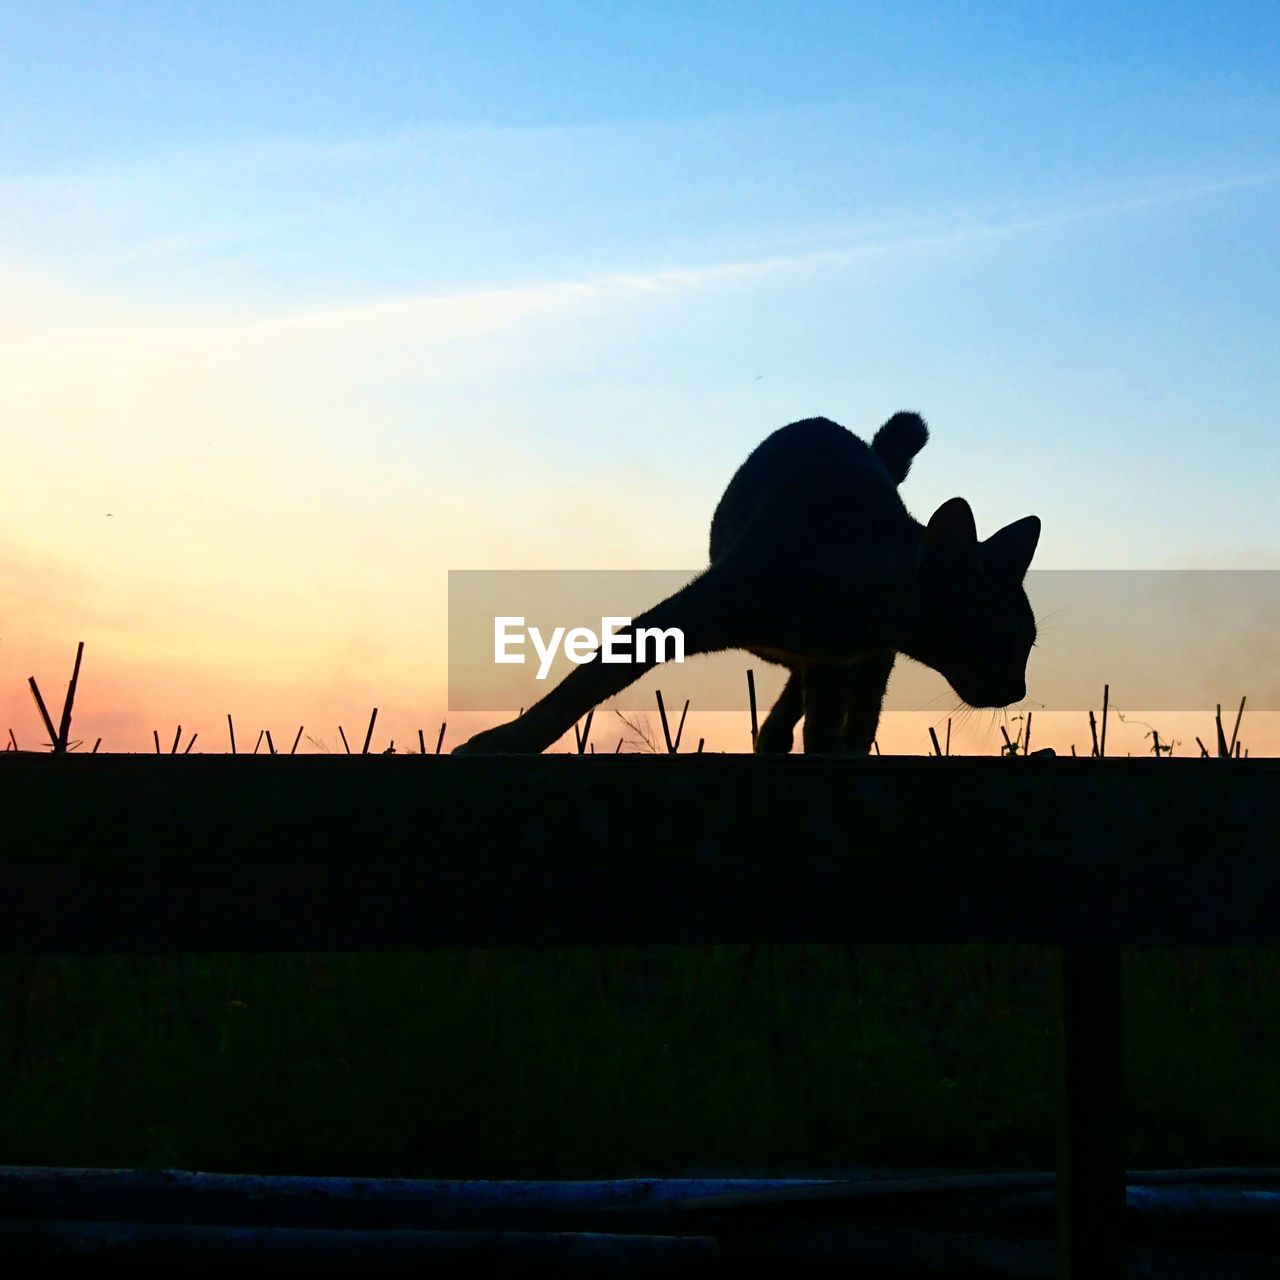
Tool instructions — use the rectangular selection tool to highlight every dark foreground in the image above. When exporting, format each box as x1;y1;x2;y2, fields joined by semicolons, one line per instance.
3;752;1279;1276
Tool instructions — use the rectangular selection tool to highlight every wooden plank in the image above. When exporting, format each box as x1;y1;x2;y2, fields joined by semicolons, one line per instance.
7;1166;1280;1255
0;755;1278;953
1056;945;1126;1279
0;1219;720;1271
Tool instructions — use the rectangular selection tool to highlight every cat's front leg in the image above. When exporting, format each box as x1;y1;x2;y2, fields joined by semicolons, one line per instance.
843;652;895;754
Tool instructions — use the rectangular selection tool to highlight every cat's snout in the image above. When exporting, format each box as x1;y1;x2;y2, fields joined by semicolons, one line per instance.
955;677;1025;709
985;682;1026;709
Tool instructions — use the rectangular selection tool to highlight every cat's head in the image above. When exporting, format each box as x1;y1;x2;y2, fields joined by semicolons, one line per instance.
909;498;1041;708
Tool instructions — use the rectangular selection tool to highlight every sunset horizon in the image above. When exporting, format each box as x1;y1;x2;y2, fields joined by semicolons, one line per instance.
6;8;1280;1269
3;5;1278;760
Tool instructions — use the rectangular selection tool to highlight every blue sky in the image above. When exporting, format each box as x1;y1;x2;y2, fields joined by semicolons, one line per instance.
4;4;1278;156
2;2;1279;746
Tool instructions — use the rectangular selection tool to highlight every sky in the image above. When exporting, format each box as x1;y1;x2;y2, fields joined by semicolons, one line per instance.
1;2;1278;754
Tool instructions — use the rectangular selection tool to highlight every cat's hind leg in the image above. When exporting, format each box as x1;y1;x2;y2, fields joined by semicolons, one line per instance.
842;652;895;754
455;568;735;754
755;670;803;754
802;665;852;754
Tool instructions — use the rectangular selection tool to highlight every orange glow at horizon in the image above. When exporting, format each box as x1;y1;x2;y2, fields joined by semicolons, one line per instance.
3;618;1275;759
3;274;1276;760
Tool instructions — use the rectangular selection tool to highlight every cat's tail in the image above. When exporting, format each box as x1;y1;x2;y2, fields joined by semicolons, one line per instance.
872;411;929;485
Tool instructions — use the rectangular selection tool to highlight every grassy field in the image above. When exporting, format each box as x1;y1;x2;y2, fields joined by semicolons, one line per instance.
3;944;1278;1177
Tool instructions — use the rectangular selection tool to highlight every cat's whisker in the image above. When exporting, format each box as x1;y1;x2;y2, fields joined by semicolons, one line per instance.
925;696;965;724
954;704;982;741
914;689;960;712
1033;607;1076;628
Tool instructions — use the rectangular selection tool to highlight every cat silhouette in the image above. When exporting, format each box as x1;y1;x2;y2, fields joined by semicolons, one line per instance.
456;412;1040;754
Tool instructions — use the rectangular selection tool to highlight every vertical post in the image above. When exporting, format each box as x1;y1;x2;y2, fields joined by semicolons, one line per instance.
1055;945;1126;1279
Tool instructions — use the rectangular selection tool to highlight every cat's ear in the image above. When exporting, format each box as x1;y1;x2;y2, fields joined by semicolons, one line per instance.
919;497;979;580
982;516;1041;582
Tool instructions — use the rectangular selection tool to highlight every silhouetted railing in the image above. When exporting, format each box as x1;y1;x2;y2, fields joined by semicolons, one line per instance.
3;752;1278;1278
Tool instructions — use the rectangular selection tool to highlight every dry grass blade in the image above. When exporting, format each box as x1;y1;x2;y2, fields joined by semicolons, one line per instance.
361;708;378;755
673;699;690;752
746;669;759;749
655;690;675;753
227;714;237;754
55;641;85;753
27;677;59;751
1228;696;1246;756
613;707;661;753
573;708;594;755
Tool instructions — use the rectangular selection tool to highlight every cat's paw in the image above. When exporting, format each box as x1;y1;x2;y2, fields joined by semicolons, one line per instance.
754;725;795;755
452;721;542;754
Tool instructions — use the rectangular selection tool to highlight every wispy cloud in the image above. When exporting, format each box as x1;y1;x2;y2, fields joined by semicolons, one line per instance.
6;81;1278;317
247;160;1280;347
